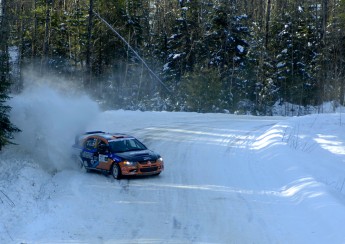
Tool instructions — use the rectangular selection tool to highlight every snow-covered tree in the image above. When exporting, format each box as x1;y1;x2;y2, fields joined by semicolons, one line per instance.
0;0;20;150
270;1;321;107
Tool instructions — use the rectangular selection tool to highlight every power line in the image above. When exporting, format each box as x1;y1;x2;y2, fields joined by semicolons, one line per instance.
92;10;171;93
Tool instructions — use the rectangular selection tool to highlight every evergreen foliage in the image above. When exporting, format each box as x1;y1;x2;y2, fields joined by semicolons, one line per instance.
0;0;20;150
0;80;20;150
2;0;345;116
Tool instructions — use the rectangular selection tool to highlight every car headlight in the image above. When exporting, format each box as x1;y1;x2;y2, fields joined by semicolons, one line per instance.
123;160;138;166
157;157;163;163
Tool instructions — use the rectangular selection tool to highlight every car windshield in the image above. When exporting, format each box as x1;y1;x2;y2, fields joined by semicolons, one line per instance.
109;138;147;153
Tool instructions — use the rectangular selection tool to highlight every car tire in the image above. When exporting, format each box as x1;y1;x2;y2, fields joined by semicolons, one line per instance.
111;163;122;180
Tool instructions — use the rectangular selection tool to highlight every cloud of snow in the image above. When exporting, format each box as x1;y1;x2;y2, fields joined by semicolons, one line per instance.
8;78;100;172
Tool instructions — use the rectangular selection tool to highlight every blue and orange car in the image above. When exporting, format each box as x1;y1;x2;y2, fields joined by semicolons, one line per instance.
72;131;164;179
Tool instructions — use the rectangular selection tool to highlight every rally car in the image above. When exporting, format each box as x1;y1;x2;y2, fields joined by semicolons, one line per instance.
72;131;164;179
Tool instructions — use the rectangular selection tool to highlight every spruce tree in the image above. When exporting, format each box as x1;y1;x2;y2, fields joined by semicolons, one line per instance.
0;81;20;151
0;0;20;150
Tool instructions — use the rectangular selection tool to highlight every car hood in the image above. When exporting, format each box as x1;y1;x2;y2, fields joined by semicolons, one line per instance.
111;150;160;162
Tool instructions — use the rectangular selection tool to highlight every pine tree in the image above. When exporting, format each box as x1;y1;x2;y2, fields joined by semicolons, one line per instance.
270;1;320;107
0;81;20;151
0;0;20;150
203;1;250;112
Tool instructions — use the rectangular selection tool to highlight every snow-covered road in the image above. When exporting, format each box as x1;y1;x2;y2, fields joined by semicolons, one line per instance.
1;89;345;243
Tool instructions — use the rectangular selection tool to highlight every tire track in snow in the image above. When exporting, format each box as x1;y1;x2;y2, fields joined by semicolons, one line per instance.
4;112;285;243
127;118;281;243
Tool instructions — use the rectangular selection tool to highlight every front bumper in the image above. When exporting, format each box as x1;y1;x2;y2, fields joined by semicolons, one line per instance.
120;161;164;176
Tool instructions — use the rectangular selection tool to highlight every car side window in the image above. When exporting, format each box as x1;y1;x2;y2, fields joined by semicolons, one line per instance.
97;140;109;154
125;140;136;149
85;138;97;150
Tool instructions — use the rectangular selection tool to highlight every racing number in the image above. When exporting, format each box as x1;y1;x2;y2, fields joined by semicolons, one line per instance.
97;140;109;163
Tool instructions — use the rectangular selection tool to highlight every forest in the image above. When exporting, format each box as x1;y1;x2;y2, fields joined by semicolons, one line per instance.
1;1;345;121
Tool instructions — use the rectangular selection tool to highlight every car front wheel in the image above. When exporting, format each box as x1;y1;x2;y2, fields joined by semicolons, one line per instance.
111;164;122;180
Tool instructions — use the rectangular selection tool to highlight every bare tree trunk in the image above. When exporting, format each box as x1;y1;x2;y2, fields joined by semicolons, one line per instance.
318;0;328;108
264;0;271;50
0;0;10;86
86;0;94;90
124;31;131;91
17;0;25;92
32;0;37;59
322;0;328;44
340;79;345;106
42;0;52;72
339;53;345;105
0;0;4;23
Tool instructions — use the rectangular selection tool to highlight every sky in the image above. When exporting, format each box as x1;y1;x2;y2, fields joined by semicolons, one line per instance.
0;86;345;243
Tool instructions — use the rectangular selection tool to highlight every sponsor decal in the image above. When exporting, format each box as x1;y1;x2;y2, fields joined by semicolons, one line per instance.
81;151;94;159
99;154;108;162
110;155;122;162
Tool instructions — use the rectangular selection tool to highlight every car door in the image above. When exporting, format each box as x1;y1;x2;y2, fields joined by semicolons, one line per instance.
96;139;110;170
81;137;99;168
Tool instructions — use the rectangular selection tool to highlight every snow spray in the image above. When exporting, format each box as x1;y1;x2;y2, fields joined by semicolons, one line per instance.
8;81;100;172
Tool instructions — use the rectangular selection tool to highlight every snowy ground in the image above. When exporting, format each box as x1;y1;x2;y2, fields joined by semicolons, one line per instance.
1;87;345;243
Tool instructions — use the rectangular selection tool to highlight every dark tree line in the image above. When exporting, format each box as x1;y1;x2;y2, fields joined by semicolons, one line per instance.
0;0;20;150
1;0;345;148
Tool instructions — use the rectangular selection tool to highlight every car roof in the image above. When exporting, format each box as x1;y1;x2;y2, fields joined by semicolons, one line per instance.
82;131;134;142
